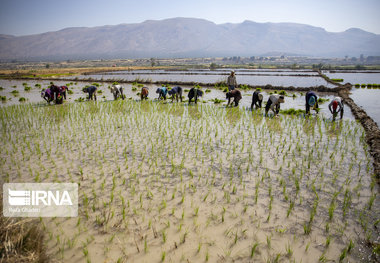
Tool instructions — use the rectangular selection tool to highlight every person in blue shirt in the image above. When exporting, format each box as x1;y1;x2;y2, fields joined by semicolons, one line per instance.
83;86;97;101
305;91;319;114
156;86;168;100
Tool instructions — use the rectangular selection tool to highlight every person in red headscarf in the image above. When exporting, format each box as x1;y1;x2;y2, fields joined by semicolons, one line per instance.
328;97;344;120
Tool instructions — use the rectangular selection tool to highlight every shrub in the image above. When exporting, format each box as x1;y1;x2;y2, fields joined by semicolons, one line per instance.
205;89;211;93
279;90;287;96
1;96;6;101
24;86;31;91
19;97;27;102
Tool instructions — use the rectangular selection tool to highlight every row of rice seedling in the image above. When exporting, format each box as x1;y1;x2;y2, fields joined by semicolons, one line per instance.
0;100;378;262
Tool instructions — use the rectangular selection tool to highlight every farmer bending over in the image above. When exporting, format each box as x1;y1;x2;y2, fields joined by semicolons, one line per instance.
111;85;124;100
83;86;97;101
226;89;242;107
251;91;263;109
305;91;319;115
328;97;344;120
41;88;54;104
168;86;183;102
188;87;203;104
141;87;149;100
156;86;168;100
265;94;285;117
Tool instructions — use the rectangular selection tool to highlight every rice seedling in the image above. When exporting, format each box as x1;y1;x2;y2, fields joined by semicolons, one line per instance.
0;90;376;263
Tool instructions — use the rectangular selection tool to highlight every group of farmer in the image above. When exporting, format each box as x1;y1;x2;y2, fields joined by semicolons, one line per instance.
41;70;344;120
41;84;69;104
226;71;344;119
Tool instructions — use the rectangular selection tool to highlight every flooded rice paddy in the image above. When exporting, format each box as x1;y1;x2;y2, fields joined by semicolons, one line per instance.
0;100;378;262
0;70;379;262
323;71;380;126
75;69;336;88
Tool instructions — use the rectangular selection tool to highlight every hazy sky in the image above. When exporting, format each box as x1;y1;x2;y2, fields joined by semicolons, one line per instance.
0;0;379;36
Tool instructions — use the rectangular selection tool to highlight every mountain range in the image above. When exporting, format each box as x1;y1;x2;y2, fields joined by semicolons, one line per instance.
0;17;379;60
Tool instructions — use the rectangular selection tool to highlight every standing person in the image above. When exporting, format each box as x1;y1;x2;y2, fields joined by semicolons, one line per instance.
305;91;319;115
328;97;344;120
251;91;263;110
265;94;285;117
226;89;242;107
227;71;238;91
83;86;97;101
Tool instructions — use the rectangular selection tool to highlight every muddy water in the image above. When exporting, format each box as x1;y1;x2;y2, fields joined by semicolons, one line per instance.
0;79;354;121
0;102;378;262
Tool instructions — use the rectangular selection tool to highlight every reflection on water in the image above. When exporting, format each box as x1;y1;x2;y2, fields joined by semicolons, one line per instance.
350;89;380;126
75;69;335;88
323;71;380;127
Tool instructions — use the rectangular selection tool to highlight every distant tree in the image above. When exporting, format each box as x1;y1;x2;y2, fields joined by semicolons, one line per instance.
150;58;156;67
45;64;50;69
210;63;217;70
355;64;365;70
312;63;323;70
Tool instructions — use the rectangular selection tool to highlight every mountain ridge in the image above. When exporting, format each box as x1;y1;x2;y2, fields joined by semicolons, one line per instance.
0;17;379;60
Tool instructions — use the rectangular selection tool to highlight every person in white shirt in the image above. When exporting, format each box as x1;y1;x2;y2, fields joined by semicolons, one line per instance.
328;97;344;120
265;94;285;117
